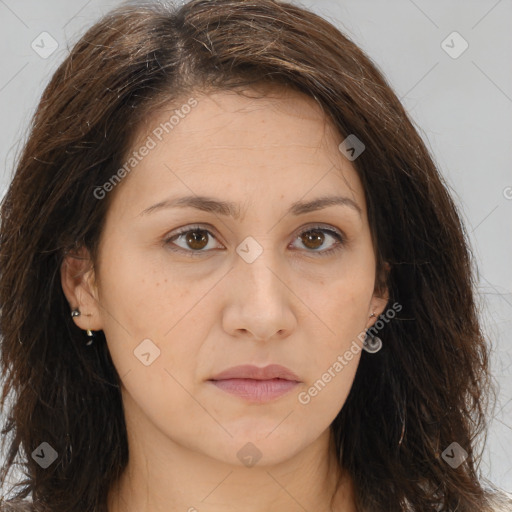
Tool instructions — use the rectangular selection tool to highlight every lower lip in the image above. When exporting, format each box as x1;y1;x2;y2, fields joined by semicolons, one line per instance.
209;378;300;402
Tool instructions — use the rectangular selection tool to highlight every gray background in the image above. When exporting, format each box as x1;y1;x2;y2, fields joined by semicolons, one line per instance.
1;0;511;493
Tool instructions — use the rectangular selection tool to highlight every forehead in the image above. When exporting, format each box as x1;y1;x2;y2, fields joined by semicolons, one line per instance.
137;85;334;147
110;86;366;217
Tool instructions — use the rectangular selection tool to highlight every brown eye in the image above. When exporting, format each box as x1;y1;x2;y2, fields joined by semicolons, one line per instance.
184;229;209;250
292;226;345;255
300;229;325;250
165;225;222;255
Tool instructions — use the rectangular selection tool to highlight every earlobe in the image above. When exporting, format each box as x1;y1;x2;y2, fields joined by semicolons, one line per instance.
60;247;103;331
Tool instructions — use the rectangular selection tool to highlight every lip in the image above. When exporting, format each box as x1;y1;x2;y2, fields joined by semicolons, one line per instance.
209;364;301;381
208;364;301;403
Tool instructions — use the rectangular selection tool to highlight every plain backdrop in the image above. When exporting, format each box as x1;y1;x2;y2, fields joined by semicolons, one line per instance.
0;0;511;494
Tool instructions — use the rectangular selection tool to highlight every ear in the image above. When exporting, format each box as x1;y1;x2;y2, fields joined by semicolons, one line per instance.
366;261;391;329
60;245;104;331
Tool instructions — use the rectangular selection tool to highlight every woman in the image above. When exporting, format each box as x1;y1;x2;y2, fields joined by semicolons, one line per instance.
0;1;510;511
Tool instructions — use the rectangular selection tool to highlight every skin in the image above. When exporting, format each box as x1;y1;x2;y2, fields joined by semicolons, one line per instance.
61;84;389;512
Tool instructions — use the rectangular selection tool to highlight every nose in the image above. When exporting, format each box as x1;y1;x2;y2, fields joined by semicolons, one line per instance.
221;248;297;342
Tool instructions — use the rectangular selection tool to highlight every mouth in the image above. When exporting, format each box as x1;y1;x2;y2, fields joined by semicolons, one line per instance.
207;364;301;403
209;378;300;402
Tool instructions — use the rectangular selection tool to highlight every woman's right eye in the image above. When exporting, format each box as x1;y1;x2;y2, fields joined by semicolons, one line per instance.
164;225;223;256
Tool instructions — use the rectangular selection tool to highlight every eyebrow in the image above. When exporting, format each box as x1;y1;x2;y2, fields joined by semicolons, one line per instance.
139;194;362;219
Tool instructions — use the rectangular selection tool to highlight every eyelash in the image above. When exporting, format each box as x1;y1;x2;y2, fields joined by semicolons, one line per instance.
163;224;345;257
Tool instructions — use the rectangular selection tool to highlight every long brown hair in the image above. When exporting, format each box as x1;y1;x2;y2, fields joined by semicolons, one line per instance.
0;1;496;510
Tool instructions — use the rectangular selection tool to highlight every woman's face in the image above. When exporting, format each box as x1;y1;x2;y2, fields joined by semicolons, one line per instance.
63;85;388;467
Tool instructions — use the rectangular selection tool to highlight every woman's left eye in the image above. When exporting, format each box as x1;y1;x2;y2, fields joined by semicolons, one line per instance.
292;226;345;255
164;224;345;257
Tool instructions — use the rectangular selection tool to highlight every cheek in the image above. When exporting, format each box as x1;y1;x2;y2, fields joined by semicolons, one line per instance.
307;265;375;348
335;239;376;324
298;251;374;402
96;239;181;334
297;278;368;413
96;239;215;378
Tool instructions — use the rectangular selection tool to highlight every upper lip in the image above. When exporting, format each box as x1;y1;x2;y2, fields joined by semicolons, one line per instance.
209;364;301;382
